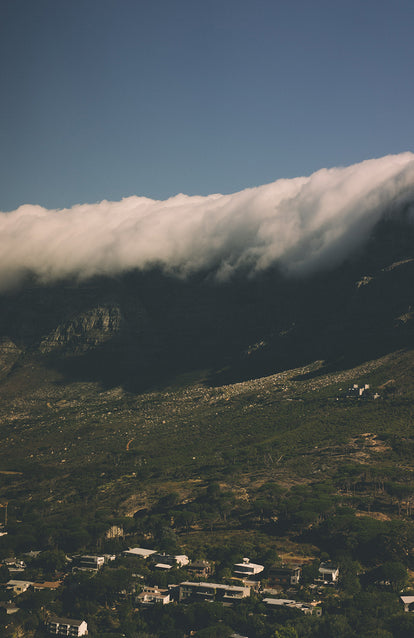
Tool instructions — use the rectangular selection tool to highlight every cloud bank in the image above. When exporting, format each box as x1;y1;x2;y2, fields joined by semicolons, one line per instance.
1;153;414;290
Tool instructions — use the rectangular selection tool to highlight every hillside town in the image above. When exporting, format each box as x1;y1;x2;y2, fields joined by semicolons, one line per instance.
2;532;414;637
1;539;340;636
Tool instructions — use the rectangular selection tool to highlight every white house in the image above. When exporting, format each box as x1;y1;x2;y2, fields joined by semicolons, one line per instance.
6;580;33;595
318;562;339;582
174;554;190;567
78;555;105;571
137;586;170;605
401;595;414;612
233;558;264;577
46;617;88;636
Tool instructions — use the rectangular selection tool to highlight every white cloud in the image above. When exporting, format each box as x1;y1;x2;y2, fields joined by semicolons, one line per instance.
1;152;414;290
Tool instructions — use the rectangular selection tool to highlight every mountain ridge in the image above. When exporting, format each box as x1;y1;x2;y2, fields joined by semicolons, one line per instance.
0;207;413;395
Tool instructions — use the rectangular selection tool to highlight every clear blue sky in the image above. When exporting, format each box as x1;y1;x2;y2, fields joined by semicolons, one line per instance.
1;0;413;211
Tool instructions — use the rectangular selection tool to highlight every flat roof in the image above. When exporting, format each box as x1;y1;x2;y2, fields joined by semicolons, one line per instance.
123;548;156;557
49;617;85;626
181;581;249;592
32;581;61;589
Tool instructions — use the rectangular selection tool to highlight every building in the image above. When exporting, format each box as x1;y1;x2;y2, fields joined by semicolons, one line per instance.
6;580;33;594
46;617;88;636
123;547;157;559
179;581;250;603
4;558;26;573
318;562;339;583
268;565;301;586
187;560;212;579
78;555;105;571
32;581;61;592
137;586;170;605
347;383;371;398
401;595;414;612
0;602;19;615
174;554;190;567
233;558;264;578
105;525;124;539
154;562;172;571
150;552;189;567
263;598;322;616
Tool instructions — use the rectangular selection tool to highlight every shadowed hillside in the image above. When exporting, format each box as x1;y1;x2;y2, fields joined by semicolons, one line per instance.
0;209;413;393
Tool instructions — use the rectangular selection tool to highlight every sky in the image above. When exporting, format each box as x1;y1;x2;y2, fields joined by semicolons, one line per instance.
1;0;414;212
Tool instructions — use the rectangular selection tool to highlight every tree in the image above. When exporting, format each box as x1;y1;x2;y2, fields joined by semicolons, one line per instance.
0;565;9;583
36;549;67;576
379;560;407;592
339;559;361;595
273;627;298;638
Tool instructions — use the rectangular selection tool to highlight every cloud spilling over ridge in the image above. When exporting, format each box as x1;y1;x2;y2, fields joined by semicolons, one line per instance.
1;153;414;290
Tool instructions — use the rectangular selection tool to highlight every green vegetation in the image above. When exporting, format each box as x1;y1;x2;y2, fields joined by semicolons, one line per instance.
2;346;414;635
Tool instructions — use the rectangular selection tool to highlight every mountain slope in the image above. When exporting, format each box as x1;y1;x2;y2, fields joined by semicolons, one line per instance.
0;209;413;394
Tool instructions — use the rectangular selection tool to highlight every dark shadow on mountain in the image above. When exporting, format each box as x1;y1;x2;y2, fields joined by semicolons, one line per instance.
0;207;413;393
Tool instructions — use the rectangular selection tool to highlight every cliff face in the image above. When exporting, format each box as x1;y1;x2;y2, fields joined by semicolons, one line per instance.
38;304;123;355
0;339;22;380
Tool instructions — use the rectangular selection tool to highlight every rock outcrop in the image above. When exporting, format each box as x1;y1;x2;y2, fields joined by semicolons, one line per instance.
38;304;123;355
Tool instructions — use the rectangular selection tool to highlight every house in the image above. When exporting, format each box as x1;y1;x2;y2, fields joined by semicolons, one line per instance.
233;558;264;578
268;565;301;586
150;552;189;567
137;586;170;605
46;616;88;636
32;581;61;592
78;555;105;571
6;579;33;595
187;560;212;579
347;383;371;399
105;525;124;539
22;550;41;559
174;554;190;567
400;595;414;612
123;547;157;559
4;558;26;573
179;581;250;603
263;598;322;616
154;563;172;571
318;562;339;583
0;602;20;615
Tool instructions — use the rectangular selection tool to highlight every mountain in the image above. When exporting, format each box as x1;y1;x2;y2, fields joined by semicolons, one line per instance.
0;207;413;395
3;168;414;636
